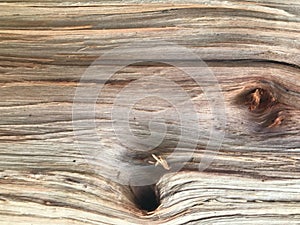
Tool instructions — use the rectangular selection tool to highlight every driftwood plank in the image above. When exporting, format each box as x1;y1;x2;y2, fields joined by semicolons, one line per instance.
0;0;299;224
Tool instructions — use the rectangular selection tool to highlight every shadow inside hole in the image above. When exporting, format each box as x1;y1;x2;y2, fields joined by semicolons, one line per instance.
130;184;160;212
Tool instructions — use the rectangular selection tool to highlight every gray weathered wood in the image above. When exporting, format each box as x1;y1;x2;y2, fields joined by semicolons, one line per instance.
0;0;299;224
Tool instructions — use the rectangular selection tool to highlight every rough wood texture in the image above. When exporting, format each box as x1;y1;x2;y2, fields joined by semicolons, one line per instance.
0;0;300;224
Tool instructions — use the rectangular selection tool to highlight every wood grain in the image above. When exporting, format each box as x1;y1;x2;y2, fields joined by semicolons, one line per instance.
0;0;299;224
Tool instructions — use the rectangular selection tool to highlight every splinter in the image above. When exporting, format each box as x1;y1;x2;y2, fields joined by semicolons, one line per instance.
148;154;170;170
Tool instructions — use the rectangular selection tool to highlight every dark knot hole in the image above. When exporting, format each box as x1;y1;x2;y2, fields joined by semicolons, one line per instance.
130;184;160;212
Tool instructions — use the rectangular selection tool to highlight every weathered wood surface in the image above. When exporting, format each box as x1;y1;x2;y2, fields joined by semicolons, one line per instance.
0;0;300;224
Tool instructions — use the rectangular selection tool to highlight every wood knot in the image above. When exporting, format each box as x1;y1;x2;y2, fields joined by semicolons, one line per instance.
245;88;276;112
235;82;288;130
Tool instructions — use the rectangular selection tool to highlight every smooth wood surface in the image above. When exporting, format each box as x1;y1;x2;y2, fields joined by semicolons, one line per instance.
0;0;300;224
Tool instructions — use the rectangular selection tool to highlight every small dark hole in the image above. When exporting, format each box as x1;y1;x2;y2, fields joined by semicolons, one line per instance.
130;185;160;212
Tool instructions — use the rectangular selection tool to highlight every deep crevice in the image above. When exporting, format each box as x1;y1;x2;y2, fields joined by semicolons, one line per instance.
130;184;160;212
